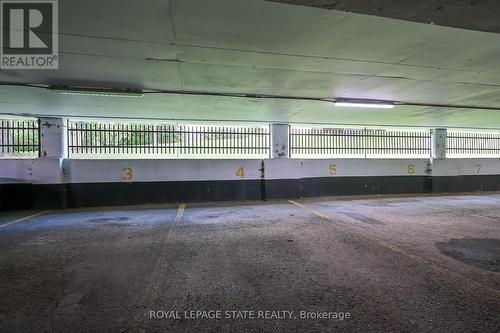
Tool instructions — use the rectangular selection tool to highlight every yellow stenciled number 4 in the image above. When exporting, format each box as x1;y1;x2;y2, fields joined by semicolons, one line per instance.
235;167;245;178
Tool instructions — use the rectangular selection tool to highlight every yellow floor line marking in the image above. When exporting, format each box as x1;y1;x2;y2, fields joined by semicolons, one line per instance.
288;200;500;296
289;200;331;220
174;203;186;224
0;210;50;229
135;203;187;327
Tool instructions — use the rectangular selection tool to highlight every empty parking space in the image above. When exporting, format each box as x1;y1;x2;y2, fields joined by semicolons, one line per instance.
0;195;498;332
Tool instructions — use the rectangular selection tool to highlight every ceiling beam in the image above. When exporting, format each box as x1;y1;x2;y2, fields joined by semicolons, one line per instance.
267;0;500;34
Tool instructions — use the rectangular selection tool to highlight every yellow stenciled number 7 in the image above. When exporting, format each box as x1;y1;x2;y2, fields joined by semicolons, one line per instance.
475;164;481;174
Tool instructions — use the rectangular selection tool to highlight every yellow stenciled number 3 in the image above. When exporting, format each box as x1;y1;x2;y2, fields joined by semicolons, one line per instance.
122;167;133;181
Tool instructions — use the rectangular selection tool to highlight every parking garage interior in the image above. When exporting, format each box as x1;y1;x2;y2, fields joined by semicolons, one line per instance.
0;0;499;332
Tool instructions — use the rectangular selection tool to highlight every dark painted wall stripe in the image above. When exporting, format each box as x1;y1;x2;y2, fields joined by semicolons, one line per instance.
1;175;500;210
300;176;431;197
432;175;500;193
66;180;262;208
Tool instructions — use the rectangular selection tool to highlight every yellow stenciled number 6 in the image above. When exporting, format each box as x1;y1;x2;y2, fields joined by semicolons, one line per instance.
407;164;415;175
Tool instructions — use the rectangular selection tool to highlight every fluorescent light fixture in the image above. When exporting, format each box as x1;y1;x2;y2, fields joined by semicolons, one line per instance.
334;98;395;109
334;102;394;109
48;86;144;98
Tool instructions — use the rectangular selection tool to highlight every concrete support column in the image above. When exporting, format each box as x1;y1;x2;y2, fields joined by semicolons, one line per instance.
431;128;447;160
39;117;68;159
35;117;68;209
270;124;290;159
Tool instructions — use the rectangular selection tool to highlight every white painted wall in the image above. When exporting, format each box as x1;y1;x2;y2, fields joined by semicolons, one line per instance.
0;158;64;184
64;159;262;183
0;158;499;184
300;159;430;178
32;159;64;184
0;160;30;182
264;158;430;180
432;159;500;176
264;159;301;180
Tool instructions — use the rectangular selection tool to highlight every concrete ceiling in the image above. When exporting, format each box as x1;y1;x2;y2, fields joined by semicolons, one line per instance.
1;0;500;128
268;0;500;34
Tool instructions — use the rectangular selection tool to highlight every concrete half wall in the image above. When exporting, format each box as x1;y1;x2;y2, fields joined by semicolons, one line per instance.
1;158;500;210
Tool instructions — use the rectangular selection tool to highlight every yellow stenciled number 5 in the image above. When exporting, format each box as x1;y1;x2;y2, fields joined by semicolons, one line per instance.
329;164;337;175
122;167;133;181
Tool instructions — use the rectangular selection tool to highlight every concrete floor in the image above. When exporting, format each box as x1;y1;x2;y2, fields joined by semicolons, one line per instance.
0;194;499;332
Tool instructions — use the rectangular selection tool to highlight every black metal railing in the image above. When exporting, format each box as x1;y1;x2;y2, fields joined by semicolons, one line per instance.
0;119;39;157
67;121;270;158
447;131;500;157
290;127;431;158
